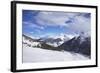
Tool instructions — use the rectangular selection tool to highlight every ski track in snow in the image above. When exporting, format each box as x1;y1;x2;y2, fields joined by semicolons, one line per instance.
23;45;89;63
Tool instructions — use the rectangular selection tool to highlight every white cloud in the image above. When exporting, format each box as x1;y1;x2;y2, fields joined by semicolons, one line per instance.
34;12;77;27
68;14;91;34
23;11;91;36
23;21;44;30
33;11;91;35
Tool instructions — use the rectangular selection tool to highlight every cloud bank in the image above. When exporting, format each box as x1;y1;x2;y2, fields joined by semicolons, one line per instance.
23;10;91;37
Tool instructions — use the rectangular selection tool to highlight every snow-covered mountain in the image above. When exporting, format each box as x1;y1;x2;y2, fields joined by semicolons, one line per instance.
22;33;91;57
22;34;41;47
39;34;70;47
58;33;91;57
22;34;90;63
23;34;70;47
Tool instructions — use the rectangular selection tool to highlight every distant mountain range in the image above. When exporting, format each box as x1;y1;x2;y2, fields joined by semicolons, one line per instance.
39;35;70;47
23;34;70;47
22;34;91;57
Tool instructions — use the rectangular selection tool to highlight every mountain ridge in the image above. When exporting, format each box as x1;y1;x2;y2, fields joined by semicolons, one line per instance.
22;34;91;57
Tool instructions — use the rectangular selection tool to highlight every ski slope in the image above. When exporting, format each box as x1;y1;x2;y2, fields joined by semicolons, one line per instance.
23;44;89;63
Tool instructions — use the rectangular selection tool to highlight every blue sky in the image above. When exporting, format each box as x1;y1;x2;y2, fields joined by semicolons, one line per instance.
22;10;91;38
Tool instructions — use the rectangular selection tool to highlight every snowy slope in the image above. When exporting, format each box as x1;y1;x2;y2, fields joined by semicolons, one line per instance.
23;44;89;63
46;41;64;47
